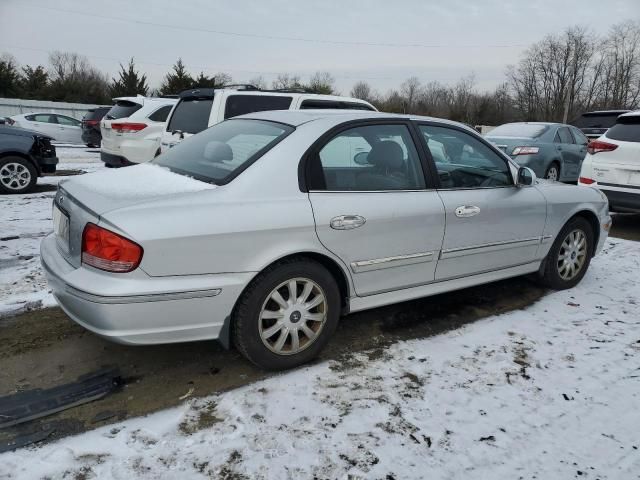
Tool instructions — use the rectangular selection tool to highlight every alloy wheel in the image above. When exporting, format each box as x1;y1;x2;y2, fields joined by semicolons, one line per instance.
0;162;32;191
259;277;328;355
546;166;559;181
557;229;588;281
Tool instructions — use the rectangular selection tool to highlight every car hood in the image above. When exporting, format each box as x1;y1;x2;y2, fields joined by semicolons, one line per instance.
0;125;52;139
59;164;216;216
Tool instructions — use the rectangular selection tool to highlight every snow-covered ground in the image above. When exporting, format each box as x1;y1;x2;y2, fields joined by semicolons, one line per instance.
1;238;638;479
0;147;103;317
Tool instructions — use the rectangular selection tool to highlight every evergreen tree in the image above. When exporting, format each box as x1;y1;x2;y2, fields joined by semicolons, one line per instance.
192;71;232;88
20;65;49;99
159;58;194;95
109;58;148;97
0;54;22;98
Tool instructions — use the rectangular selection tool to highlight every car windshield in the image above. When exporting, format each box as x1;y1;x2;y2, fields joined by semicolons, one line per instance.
572;113;624;128
105;100;142;120
488;124;549;138
153;119;293;184
167;97;213;134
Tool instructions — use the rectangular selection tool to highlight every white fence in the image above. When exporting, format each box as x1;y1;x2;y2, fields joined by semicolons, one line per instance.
0;98;109;120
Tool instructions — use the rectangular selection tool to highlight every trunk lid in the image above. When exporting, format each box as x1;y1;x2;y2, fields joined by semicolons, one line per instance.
53;164;216;268
485;136;537;156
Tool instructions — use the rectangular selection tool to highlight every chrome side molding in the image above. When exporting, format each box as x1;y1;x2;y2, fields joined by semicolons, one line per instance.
351;251;434;273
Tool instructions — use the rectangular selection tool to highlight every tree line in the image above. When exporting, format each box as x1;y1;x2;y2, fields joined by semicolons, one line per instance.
0;20;638;125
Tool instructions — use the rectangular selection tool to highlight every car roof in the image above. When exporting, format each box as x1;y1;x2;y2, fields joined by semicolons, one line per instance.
237;109;475;130
112;96;177;105
619;110;640;118
581;110;631;116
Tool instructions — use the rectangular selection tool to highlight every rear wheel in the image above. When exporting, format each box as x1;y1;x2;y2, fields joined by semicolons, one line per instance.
545;162;560;181
232;258;340;370
0;157;37;194
539;217;593;290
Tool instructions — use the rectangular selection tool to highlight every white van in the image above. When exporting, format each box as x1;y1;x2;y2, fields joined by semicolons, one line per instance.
101;96;177;167
160;86;376;153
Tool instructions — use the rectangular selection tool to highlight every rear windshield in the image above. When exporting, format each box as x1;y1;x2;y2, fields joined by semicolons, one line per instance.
105;101;142;120
606;116;640;142
84;108;109;121
153;119;293;184
572;113;625;129
487;124;549;138
166;97;213;134
300;99;375;111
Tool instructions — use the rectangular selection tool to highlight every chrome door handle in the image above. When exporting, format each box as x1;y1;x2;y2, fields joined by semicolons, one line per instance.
330;215;366;230
455;205;481;218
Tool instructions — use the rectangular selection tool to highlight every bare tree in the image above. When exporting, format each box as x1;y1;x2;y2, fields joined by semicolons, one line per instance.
400;76;422;113
47;51;109;103
307;71;336;94
248;75;268;89
272;73;303;90
350;81;374;102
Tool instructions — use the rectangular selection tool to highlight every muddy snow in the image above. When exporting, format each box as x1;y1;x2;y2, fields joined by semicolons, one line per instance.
1;237;638;479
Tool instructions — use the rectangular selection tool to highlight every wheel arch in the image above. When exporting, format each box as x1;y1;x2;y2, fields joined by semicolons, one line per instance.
572;209;600;257
0;151;39;173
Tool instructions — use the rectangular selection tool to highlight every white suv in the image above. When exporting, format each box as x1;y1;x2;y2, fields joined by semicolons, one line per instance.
101;96;177;167
579;110;640;212
160;87;375;153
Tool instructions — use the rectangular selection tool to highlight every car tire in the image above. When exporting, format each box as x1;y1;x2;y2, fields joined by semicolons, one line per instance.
539;217;593;290
0;156;37;194
545;162;560;181
232;257;341;370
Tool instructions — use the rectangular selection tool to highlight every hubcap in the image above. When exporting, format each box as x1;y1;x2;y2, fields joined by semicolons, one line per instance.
0;162;31;191
259;277;327;356
557;229;587;281
546;166;559;181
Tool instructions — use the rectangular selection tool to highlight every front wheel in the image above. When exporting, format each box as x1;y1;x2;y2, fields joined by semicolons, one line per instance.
539;217;593;290
0;157;37;194
232;258;340;370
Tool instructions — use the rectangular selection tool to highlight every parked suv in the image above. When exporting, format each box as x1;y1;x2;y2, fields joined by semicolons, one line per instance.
160;86;376;153
0;125;58;194
571;110;630;140
100;96;177;167
579;110;640;212
81;107;110;147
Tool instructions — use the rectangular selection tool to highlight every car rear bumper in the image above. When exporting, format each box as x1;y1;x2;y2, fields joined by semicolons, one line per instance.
599;185;640;213
40;234;253;345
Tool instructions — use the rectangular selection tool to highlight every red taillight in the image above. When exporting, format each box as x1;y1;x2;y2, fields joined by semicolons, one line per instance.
82;223;143;273
587;140;618;155
110;122;147;133
511;146;539;155
83;119;99;126
579;177;596;185
7;118;15;125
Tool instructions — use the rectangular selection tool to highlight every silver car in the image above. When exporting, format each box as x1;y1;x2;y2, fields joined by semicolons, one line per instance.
41;110;611;370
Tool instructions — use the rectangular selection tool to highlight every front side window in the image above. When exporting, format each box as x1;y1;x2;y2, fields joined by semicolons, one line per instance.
153;119;292;184
166;97;213;134
557;127;574;144
148;105;173;122
224;95;293;119
310;124;426;191
419;125;512;189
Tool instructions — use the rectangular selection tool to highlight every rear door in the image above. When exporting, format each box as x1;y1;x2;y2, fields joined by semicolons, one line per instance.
55;115;82;143
416;123;546;280
306;121;445;296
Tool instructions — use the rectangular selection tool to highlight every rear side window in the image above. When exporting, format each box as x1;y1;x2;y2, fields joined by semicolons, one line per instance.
556;127;574;144
224;95;293;119
570;127;589;145
106;100;142;120
148;105;173;122
167;98;213;134
300;99;374;111
607;116;640;142
27;114;56;123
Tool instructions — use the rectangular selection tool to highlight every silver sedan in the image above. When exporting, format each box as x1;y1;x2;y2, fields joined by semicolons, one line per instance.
41;110;611;370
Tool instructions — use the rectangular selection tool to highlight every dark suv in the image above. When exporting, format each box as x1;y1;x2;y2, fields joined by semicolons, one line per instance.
81;107;110;147
0;125;58;194
571;110;630;140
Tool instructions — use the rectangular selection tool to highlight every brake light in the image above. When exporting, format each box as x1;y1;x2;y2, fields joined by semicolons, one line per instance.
587;140;618;155
83;119;99;126
82;223;143;273
110;122;147;133
511;146;539;155
579;177;596;185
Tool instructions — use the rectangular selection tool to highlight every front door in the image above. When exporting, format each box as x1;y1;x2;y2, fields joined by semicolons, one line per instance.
556;126;584;180
307;122;445;296
416;123;547;280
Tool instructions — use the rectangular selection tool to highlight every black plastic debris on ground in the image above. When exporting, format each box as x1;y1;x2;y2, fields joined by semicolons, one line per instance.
0;367;121;429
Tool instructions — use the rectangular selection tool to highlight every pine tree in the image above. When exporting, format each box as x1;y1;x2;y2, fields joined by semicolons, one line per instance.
192;71;232;88
159;58;194;95
20;65;49;99
0;55;22;98
109;58;149;97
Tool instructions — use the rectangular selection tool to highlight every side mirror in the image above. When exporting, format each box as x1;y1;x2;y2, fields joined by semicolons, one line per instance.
517;166;536;186
353;151;370;165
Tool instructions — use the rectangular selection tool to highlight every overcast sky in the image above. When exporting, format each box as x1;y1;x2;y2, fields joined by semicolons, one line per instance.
1;0;638;94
